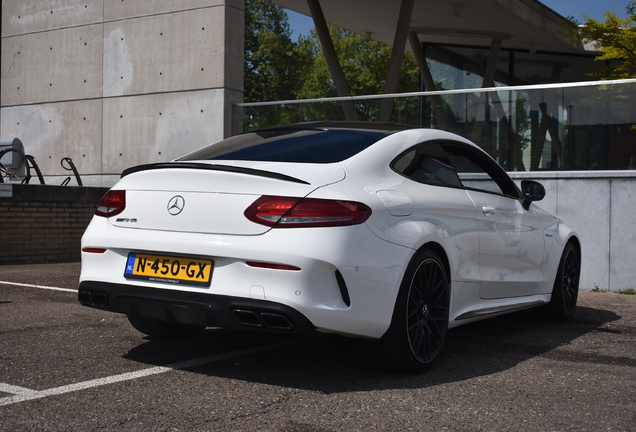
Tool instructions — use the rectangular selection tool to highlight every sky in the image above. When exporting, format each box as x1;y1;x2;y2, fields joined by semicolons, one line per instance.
286;0;632;39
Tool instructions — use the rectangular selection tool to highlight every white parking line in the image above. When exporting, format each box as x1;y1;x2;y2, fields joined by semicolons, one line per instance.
0;339;301;407
0;280;76;293
0;383;39;396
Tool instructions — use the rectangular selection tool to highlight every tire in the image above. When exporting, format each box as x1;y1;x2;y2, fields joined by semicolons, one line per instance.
370;248;450;373
544;242;580;321
126;315;205;339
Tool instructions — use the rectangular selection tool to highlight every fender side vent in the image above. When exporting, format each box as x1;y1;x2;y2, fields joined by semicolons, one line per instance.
335;270;351;307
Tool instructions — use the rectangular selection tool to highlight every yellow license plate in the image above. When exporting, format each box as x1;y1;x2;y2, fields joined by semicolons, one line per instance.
124;253;213;287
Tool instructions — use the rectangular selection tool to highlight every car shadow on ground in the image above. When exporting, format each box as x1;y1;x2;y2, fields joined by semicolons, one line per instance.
123;304;621;393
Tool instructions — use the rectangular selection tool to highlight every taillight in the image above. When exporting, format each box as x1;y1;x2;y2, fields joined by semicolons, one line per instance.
82;248;107;253
246;261;301;271
95;190;126;217
244;196;372;228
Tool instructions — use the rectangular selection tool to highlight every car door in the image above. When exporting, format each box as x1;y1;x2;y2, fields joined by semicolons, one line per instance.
442;143;546;299
388;142;481;284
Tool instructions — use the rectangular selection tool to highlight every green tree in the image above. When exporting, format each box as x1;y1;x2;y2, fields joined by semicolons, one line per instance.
573;1;636;79
243;0;313;128
244;0;311;102
297;25;420;122
244;3;421;126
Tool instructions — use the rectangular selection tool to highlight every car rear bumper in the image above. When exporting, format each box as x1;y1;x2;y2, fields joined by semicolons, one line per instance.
80;217;414;338
78;280;316;333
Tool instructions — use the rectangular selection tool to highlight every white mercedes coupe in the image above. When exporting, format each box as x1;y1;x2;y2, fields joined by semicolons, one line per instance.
79;122;580;373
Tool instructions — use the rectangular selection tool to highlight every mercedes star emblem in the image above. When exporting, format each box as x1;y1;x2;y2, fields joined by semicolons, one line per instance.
167;195;185;216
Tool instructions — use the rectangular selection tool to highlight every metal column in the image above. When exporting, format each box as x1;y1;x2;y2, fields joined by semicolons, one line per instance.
307;0;357;121
379;0;415;122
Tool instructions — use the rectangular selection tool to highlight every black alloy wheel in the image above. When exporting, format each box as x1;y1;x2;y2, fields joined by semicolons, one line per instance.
545;241;580;321
372;248;450;373
405;255;449;364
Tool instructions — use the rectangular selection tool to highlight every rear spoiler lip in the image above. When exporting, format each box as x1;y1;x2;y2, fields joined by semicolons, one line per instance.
121;162;311;185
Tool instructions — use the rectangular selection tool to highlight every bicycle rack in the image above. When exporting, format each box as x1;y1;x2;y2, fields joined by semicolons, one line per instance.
1;138;83;187
61;157;83;186
25;155;45;185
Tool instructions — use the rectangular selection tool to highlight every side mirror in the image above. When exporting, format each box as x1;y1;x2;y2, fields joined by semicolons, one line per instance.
520;180;545;210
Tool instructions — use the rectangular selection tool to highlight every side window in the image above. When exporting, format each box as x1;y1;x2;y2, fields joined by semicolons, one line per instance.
392;142;463;188
442;143;519;198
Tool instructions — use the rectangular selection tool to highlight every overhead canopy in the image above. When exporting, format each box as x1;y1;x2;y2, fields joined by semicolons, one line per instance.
271;0;602;124
274;0;594;55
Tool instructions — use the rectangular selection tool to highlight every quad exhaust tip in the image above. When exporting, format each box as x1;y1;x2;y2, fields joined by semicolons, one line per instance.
78;290;108;308
231;309;294;330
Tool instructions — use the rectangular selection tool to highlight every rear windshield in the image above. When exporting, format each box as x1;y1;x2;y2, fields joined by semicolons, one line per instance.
178;128;390;164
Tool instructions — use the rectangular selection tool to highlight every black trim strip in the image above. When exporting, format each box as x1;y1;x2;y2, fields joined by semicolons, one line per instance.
454;300;545;321
121;162;311;185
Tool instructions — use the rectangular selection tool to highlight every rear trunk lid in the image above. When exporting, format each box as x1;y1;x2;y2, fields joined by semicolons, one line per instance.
108;161;345;235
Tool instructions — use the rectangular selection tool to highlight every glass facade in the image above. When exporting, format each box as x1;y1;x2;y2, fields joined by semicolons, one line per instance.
240;44;636;172
423;44;612;88
420;82;636;171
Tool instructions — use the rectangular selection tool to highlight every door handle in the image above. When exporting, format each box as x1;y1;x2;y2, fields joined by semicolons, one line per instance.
481;205;496;216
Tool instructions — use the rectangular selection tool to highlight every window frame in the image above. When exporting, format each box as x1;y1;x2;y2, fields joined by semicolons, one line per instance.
391;140;521;200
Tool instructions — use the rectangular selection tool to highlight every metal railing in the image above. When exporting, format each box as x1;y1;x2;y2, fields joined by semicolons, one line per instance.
237;79;636;172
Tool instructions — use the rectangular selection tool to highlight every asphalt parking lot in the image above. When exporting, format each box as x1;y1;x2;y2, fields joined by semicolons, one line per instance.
0;263;635;431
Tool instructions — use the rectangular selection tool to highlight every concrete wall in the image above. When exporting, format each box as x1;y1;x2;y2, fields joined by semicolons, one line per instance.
1;0;244;187
510;171;636;291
